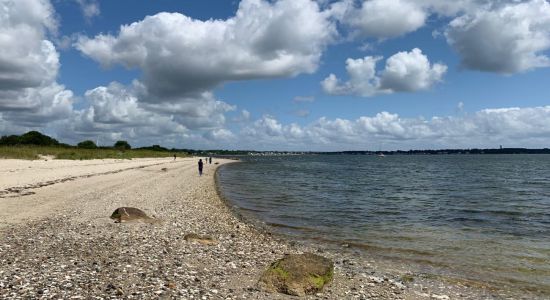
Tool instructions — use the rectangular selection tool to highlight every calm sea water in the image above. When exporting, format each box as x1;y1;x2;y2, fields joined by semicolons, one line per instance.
217;154;550;293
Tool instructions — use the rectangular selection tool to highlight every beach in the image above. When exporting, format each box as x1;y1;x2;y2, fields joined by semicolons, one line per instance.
0;157;528;299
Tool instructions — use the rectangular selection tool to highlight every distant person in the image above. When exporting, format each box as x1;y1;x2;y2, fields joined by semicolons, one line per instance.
173;154;176;161
198;159;204;176
209;157;212;164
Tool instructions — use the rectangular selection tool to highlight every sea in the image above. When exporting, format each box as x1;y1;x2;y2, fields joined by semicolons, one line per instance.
217;154;550;294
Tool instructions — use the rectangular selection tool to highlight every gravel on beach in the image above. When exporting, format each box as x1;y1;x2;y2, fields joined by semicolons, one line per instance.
0;158;536;299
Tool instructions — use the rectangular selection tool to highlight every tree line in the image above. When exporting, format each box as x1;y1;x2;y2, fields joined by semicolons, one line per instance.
1;131;132;150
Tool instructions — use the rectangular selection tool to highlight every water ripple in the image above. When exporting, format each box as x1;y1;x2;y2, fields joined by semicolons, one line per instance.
218;154;550;292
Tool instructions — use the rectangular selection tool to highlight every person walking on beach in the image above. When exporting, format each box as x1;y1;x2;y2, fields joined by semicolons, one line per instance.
209;157;212;164
198;159;204;176
173;154;176;161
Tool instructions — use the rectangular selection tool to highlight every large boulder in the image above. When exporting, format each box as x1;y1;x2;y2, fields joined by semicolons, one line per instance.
110;207;152;223
258;253;334;296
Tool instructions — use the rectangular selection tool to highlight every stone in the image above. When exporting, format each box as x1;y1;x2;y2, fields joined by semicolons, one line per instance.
110;207;152;223
183;233;217;245
258;253;334;296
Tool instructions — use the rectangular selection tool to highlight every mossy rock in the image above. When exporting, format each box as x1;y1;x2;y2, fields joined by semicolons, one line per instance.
258;253;334;296
110;207;152;223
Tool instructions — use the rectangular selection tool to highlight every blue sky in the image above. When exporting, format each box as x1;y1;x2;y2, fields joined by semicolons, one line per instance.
1;0;550;150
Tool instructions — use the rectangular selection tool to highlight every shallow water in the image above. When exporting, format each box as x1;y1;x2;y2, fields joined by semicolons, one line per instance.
217;154;550;293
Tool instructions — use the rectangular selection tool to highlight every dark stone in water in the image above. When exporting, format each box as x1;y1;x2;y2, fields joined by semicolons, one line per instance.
258;253;334;296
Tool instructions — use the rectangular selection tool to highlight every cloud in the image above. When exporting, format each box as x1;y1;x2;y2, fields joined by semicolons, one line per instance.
204;128;236;142
74;0;100;21
0;0;74;130
341;0;428;38
457;101;465;112
69;0;340;147
65;82;185;139
76;0;335;100
232;109;251;122
445;0;550;74
326;0;482;40
238;106;550;150
293;96;315;103
379;48;448;91
322;48;446;97
293;109;310;117
53;81;235;146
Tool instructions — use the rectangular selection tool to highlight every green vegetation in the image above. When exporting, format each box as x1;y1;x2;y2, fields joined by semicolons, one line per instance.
400;274;415;283
308;268;333;289
77;140;97;149
269;261;290;279
139;144;169;152
0;131;188;160
114;140;131;150
0;131;59;146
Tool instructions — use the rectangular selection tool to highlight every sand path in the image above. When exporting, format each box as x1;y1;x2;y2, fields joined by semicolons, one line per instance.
0;157;191;227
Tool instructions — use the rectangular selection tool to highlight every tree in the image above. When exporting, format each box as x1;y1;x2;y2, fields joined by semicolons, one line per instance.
19;131;59;146
138;144;168;151
0;135;21;145
77;140;97;149
114;140;131;150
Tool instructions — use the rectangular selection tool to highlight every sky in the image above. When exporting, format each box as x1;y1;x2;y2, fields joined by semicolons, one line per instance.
1;0;550;151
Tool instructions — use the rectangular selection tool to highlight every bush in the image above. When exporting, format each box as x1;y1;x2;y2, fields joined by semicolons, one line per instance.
138;144;168;151
114;140;131;150
4;131;60;146
20;131;59;146
0;135;21;146
77;140;97;149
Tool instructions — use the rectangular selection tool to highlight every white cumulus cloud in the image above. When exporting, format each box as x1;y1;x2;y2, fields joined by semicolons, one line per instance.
445;0;550;74
74;0;99;21
54;81;235;147
380;48;448;91
342;0;428;38
76;0;335;100
322;48;446;97
0;0;74;130
238;106;550;151
68;0;335;147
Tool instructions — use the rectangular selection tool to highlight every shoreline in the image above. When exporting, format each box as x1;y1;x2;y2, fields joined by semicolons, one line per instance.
0;157;540;299
214;159;547;299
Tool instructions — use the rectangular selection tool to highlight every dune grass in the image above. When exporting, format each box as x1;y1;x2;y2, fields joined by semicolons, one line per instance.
0;146;188;160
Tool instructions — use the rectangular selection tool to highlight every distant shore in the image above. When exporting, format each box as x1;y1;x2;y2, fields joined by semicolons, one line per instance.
0;157;537;299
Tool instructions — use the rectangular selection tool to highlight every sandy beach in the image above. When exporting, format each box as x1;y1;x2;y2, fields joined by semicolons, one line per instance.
0;157;531;299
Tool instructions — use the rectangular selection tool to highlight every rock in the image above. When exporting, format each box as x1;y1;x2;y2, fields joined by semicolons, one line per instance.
367;276;383;284
165;282;176;289
161;168;168;172
258;253;334;296
110;207;152;223
392;281;406;290
183;233;217;245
